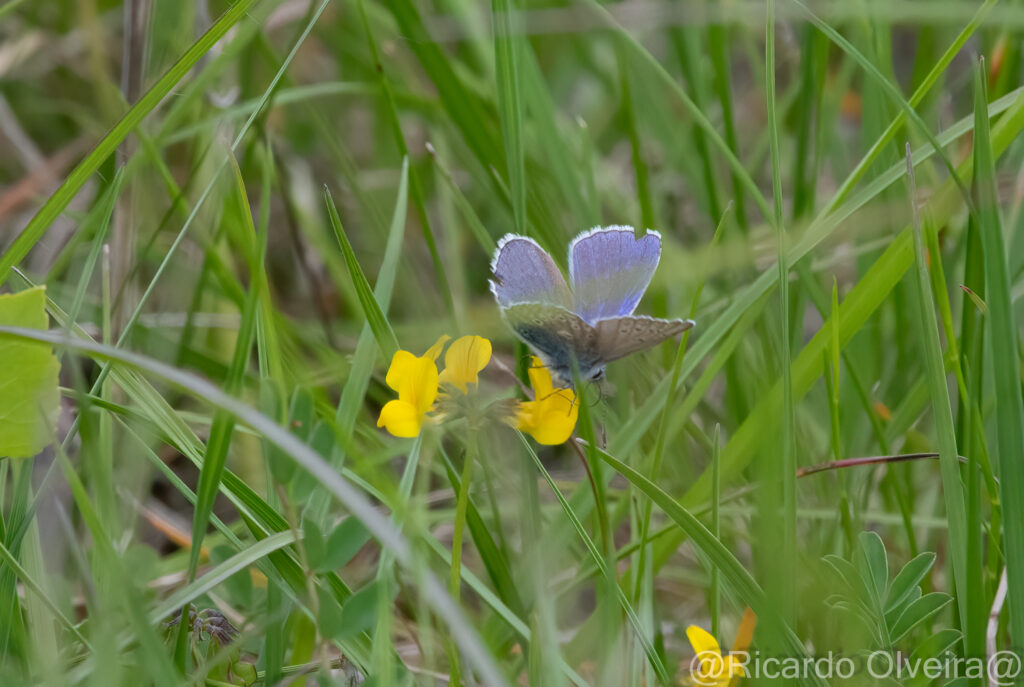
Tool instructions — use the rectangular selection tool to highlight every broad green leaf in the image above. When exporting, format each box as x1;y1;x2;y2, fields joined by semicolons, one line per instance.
319;518;372;574
0;287;59;458
302;519;327;573
889;593;952;643
209;545;253;608
823;555;874;612
317;586;346;640
905;629;963;687
910;629;962;661
337;582;382;640
858;531;889;605
884;587;923;629
885;552;936;615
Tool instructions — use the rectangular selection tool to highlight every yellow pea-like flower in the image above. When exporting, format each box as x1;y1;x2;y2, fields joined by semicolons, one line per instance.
377;336;449;438
438;335;492;393
515;357;578;445
685;625;746;687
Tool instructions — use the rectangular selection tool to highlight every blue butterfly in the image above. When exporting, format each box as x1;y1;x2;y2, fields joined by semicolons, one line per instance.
490;226;694;387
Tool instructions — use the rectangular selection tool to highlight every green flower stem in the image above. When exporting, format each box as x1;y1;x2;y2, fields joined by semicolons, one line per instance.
447;430;478;687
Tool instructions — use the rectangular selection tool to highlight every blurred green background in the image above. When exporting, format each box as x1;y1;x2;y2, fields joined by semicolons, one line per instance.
1;0;1024;685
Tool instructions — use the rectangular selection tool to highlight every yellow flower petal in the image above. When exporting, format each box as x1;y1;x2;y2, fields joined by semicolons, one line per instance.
425;334;451;361
377;399;422;437
723;655;746;677
406;356;440;416
516;360;578;445
385;350;420;392
686;625;722;657
526;356;554;397
439;335;492;392
379;339;445;438
687;626;739;686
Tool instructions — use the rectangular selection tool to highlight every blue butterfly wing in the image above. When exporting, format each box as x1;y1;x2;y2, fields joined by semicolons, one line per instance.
593;316;694;362
490;234;571;308
568;226;661;323
502;303;603;386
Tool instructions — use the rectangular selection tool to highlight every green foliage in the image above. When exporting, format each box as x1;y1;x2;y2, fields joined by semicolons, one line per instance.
0;287;59;458
2;1;1024;685
824;533;954;649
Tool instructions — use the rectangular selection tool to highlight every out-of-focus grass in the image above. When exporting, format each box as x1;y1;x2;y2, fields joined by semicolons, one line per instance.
1;1;1023;685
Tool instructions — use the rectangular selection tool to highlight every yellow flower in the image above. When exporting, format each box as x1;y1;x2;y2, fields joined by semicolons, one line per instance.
515;357;578;445
686;625;746;687
377;336;449;437
438;335;492;393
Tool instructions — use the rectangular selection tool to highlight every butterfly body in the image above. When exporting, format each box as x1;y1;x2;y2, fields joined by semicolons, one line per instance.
490;226;694;387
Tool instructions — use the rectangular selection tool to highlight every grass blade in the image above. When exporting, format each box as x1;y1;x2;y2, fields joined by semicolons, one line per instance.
765;0;797;623
591;442;826;687
904;143;968;628
324;181;401;360
520;434;669;685
186;161;261;578
0;0;261;286
0;325;511;687
492;0;527;234
973;56;1024;656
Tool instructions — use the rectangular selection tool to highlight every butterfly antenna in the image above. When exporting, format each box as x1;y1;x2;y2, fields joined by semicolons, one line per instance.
490;355;531;397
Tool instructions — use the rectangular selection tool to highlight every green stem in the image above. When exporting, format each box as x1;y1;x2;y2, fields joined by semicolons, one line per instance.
447;432;477;687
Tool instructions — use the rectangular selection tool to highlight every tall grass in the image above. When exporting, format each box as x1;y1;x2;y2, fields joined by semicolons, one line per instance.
1;1;1023;685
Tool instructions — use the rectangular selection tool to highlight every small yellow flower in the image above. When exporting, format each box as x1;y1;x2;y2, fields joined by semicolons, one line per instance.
438;335;492;392
686;625;746;687
515;357;578;445
377;336;449;438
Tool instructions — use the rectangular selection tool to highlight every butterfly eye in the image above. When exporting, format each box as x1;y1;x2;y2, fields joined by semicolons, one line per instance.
589;368;605;382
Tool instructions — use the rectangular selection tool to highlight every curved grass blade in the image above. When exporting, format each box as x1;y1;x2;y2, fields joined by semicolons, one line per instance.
0;325;510;687
323;167;403;360
493;0;527;234
590;442;827;687
0;0;261;287
153;531;297;623
519;434;670;685
0;538;92;651
765;0;797;622
792;0;974;210
973;57;1024;657
579;0;772;222
904;144;968;628
620;89;1024;486
355;0;454;320
187;161;261;578
439;447;525;618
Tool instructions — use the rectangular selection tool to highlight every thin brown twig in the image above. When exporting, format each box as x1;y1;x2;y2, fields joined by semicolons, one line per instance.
795;452;965;477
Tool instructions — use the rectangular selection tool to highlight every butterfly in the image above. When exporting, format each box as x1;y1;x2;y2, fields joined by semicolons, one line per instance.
489;225;694;387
